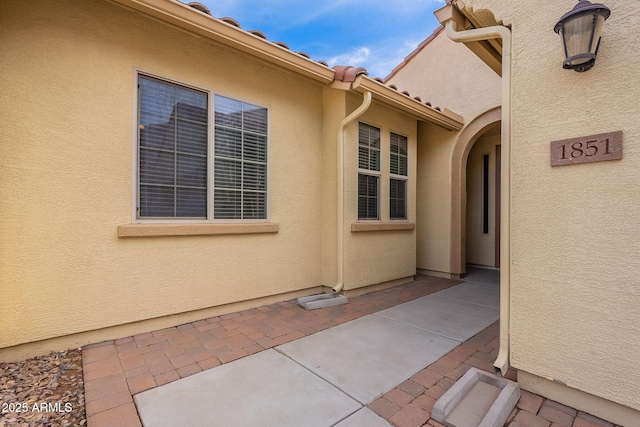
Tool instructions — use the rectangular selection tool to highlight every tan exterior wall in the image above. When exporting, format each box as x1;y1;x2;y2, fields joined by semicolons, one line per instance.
465;134;499;267
0;0;329;355
415;122;456;275
461;0;640;418
0;0;430;359
386;30;501;124
343;95;417;289
388;28;502;277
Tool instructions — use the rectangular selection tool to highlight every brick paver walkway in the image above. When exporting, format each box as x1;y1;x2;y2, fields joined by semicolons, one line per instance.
367;322;621;427
83;275;621;427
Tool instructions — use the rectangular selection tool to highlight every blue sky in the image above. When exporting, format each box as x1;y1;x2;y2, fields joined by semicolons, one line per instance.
196;0;446;79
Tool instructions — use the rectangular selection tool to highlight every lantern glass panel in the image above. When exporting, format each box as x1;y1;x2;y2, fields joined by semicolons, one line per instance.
563;14;595;65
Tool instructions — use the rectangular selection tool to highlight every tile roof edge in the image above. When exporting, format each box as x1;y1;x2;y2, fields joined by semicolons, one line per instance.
351;75;464;131
110;0;335;83
383;25;445;82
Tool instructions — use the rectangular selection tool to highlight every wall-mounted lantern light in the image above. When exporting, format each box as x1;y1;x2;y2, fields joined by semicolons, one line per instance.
554;0;611;72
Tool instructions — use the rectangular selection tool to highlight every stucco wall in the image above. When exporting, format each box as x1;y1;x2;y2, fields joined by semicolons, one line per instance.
386;29;501;124
462;0;640;414
388;26;502;277
415;122;455;275
0;0;428;358
0;0;328;352
343;95;418;288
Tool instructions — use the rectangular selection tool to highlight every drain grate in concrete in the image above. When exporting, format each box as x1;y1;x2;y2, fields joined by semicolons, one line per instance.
432;367;520;427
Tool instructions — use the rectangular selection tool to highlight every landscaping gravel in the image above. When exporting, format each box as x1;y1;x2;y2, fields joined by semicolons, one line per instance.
0;350;85;426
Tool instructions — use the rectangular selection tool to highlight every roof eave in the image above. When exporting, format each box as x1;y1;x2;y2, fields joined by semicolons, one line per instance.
435;4;502;76
351;76;464;131
107;0;335;83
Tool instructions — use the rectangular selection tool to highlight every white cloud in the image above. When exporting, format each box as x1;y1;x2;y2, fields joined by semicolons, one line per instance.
327;47;372;68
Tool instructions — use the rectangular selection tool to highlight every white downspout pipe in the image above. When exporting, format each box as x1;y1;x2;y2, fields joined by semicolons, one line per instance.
333;91;372;293
443;20;512;375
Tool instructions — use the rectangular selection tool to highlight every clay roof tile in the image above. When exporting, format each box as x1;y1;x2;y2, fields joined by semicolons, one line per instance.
248;30;267;39
220;17;241;28
187;2;211;15
274;41;290;50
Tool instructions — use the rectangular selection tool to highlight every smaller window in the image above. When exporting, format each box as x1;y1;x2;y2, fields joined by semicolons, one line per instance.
390;133;408;176
390;132;408;220
390;179;407;220
358;122;381;172
358;123;381;220
482;153;490;234
358;174;379;220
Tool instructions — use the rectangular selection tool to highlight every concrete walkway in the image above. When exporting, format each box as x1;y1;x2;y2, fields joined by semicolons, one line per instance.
83;270;621;427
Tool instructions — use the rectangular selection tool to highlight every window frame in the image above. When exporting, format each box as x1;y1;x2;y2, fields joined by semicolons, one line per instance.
132;71;270;224
357;122;381;221
389;131;409;221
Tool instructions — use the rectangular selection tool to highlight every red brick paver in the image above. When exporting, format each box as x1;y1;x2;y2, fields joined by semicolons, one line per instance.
83;275;623;427
367;320;623;427
84;275;458;426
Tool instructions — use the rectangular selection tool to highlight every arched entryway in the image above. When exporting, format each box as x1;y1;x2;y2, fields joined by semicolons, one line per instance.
450;107;501;277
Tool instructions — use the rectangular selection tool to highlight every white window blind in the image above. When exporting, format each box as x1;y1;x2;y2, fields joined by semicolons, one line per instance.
138;76;208;218
390;179;407;220
390;132;408;220
214;96;268;220
358;122;381;171
358;123;381;220
390;133;408;176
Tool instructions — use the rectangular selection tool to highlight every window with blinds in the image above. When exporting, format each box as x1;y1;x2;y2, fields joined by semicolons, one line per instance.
390;179;407;220
137;75;268;221
390;132;408;176
390;132;408;220
214;96;268;220
138;76;208;218
358;123;380;220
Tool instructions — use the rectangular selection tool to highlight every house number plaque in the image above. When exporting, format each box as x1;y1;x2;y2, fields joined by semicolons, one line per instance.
550;130;622;166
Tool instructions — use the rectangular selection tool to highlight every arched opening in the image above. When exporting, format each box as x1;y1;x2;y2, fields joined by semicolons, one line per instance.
450;107;501;277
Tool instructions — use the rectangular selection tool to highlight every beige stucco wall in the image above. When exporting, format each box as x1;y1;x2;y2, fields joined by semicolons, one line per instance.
0;0;329;354
415;122;455;275
465;134;499;267
461;0;640;417
386;29;501;125
389;26;502;277
0;0;429;359
343;95;418;288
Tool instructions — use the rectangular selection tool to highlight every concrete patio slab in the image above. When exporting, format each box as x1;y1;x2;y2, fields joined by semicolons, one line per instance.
134;349;360;427
334;407;392;427
432;281;500;309
463;267;500;285
375;292;499;342
277;315;459;405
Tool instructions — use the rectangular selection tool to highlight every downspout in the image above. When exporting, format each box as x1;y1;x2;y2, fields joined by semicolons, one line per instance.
443;19;512;375
333;91;372;293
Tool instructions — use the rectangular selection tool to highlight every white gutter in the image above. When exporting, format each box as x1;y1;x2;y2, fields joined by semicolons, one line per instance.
441;16;512;376
333;91;372;293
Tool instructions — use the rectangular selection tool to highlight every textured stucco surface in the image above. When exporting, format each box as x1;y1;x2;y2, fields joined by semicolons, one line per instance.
0;0;422;356
462;0;640;413
343;96;418;289
390;28;501;276
387;30;501;126
415;122;455;274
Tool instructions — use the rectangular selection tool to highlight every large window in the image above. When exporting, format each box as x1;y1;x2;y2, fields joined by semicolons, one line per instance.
214;96;268;219
390;132;408;220
137;75;268;220
358;123;380;220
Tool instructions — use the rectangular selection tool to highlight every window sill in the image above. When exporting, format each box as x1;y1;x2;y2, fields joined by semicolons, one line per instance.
351;222;415;232
118;222;279;238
